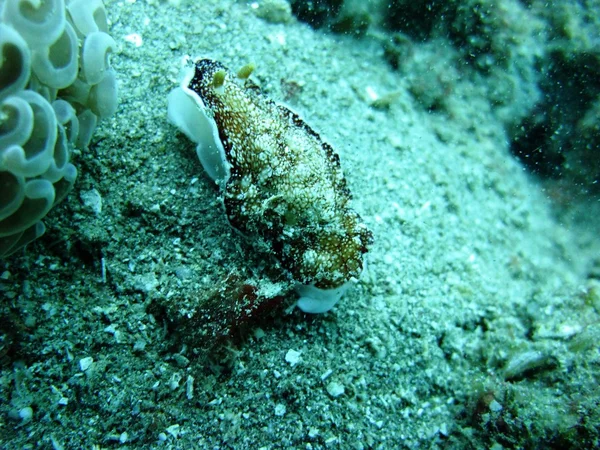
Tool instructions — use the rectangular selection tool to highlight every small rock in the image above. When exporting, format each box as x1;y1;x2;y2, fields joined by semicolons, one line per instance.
274;403;286;416
132;273;159;293
326;381;345;398
252;0;292;24
489;399;503;412
133;339;147;352
79;357;94;372
186;375;194;400
80;189;102;215
285;349;301;366
165;424;180;438
173;353;190;368
320;369;333;381
19;407;33;423
502;350;556;381
175;266;193;280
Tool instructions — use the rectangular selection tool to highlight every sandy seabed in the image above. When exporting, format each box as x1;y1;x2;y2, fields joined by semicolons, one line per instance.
1;1;599;448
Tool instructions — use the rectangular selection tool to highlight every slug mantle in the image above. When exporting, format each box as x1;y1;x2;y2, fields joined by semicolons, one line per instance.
167;58;372;313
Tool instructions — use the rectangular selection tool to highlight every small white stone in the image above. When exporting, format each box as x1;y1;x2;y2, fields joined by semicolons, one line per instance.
284;349;301;366
274;403;286;416
439;422;449;437
326;381;345;398
133;273;159;293
19;407;33;422
489;399;503;413
168;373;181;390
119;432;128;444
165;424;180;438
365;86;380;102
186;375;194;400
79;357;94;372
80;189;102;215
320;369;333;381
124;33;143;47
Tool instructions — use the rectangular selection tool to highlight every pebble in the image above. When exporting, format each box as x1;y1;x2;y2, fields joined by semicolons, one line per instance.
326;381;345;398
79;357;94;372
285;349;301;367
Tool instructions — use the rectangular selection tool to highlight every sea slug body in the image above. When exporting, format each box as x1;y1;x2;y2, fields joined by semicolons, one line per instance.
167;59;372;313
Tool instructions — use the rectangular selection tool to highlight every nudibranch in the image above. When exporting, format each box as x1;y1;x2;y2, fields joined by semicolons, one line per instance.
167;59;372;313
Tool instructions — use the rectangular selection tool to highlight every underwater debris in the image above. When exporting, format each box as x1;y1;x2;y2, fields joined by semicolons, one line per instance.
168;59;372;313
501;350;557;381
